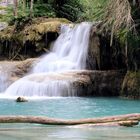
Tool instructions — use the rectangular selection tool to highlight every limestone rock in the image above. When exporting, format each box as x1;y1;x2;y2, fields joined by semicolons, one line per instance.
72;70;125;96
0;57;125;97
0;58;36;92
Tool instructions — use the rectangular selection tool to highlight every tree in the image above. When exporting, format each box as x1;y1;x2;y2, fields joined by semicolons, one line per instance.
30;0;34;17
14;0;18;17
83;0;140;70
22;0;26;12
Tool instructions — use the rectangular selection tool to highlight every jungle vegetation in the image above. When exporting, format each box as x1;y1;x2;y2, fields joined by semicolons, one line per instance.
0;0;140;71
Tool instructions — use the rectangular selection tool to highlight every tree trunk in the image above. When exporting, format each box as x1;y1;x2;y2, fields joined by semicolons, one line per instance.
133;0;136;5
137;0;140;7
13;0;18;18
22;0;26;12
0;113;139;125
125;39;128;69
30;0;34;18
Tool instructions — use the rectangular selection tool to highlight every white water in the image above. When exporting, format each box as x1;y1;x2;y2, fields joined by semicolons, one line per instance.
0;65;11;92
3;22;92;97
0;73;9;92
33;23;91;73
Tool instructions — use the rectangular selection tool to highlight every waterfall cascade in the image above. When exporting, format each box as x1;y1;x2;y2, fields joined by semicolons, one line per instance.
0;73;9;92
3;22;92;97
0;63;12;93
33;23;91;73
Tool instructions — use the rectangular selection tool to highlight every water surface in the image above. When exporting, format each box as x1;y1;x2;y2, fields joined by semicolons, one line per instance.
0;97;140;140
0;97;139;119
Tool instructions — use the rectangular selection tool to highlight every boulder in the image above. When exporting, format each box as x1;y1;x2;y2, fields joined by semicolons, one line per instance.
16;97;28;102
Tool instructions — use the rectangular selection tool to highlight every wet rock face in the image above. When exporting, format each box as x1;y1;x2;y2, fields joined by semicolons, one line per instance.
121;71;140;99
87;25;127;70
73;70;125;96
0;57;125;97
11;58;37;78
86;26;100;70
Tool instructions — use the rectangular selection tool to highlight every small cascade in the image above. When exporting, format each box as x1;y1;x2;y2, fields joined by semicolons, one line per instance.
5;73;76;97
0;64;12;93
0;73;9;92
4;22;92;97
33;22;91;73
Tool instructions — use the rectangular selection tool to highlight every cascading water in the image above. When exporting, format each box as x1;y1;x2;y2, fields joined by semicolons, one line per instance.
0;64;12;93
3;22;92;97
0;73;9;92
33;23;91;73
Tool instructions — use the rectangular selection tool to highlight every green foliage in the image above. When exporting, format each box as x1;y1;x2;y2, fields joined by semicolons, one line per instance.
80;0;108;21
51;0;84;22
0;5;13;22
1;0;83;22
33;2;55;17
0;2;29;23
82;0;140;71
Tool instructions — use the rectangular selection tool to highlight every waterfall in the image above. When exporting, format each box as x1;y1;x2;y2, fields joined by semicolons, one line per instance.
0;65;11;93
32;22;91;73
4;22;92;97
0;73;9;92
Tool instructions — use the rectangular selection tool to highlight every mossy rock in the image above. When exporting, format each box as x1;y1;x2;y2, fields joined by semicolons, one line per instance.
0;25;14;41
0;18;71;59
121;71;140;99
0;18;71;43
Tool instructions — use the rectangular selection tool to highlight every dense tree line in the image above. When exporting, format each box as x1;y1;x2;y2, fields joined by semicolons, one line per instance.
10;0;83;21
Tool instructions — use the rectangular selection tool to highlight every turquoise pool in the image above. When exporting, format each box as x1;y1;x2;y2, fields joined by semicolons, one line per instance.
0;97;140;140
0;97;140;119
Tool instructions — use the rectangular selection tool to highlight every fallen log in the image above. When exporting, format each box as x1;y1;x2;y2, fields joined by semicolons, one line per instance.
68;120;139;128
0;113;139;126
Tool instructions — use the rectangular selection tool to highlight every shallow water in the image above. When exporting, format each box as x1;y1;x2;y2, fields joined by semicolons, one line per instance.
0;97;140;119
0;124;140;140
0;97;140;140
